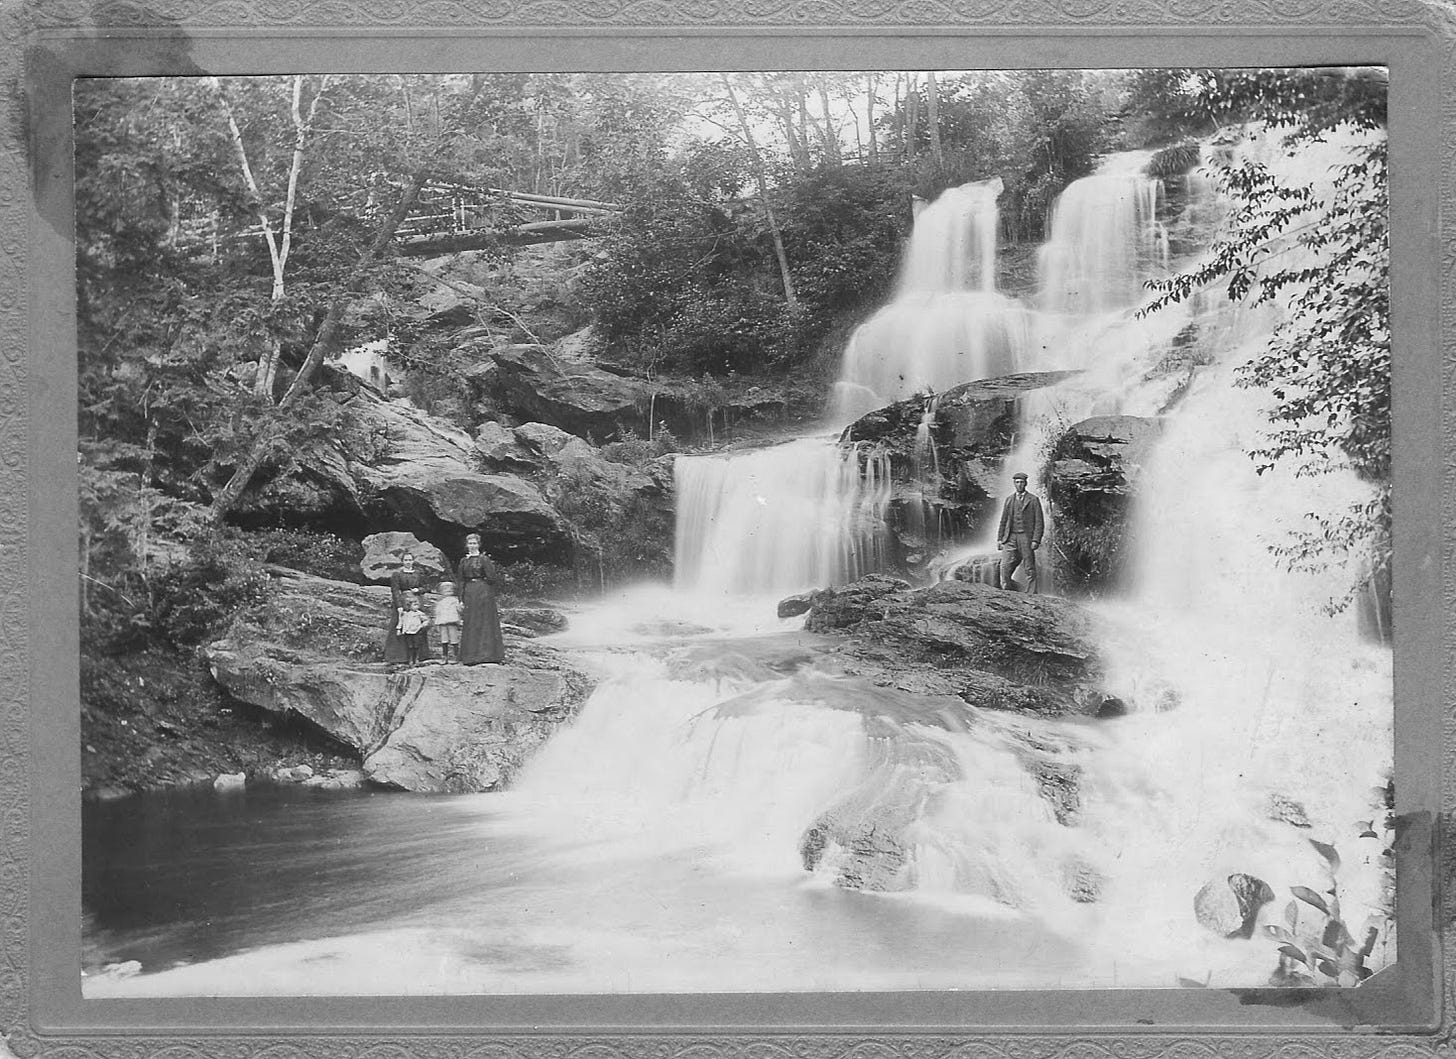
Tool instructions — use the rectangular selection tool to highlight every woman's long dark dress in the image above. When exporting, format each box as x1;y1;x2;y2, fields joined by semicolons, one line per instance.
457;554;505;665
383;568;432;663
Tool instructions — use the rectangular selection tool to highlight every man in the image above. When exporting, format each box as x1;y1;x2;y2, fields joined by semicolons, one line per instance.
996;471;1044;593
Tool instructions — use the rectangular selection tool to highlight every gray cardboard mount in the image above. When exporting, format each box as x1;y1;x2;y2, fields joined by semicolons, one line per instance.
2;2;1452;1057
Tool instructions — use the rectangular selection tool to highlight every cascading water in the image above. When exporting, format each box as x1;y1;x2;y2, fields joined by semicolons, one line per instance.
673;437;892;597
88;126;1392;999
1039;152;1168;316
671;178;1035;604
902;394;946;553
661;131;1389;987
898;179;1000;295
934;154;1199;581
834;178;1031;421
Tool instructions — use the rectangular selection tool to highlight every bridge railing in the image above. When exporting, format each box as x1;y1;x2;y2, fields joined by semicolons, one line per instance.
167;182;623;258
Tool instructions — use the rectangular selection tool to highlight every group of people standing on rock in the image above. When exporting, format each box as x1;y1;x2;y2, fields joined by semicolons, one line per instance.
383;532;506;668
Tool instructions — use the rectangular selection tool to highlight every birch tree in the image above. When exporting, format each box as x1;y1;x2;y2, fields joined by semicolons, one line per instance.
208;74;331;400
718;74;799;309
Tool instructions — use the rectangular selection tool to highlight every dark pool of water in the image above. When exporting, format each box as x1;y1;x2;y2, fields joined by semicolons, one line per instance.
83;782;520;971
83;780;1084;994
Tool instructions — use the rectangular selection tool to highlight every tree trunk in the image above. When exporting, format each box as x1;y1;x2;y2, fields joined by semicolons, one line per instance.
926;71;944;169
866;73;879;163
212;75;330;402
774;94;808;173
209;171;430;523
720;75;798;309
80;525;92;615
816;79;841;167
136;420;157;574
904;74;921;162
797;84;810;163
891;72;904;156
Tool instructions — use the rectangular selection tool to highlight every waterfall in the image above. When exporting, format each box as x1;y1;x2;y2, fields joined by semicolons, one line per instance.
834;179;1030;420
1038;153;1168;316
902;395;946;554
558;128;1387;986
674;178;1037;603
651;131;1389;980
897;178;1001;295
673;436;892;597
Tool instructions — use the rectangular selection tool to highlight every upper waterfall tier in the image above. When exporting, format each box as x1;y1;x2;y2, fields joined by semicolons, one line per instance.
898;178;1002;295
1038;153;1168;316
833;291;1032;422
834;178;1027;421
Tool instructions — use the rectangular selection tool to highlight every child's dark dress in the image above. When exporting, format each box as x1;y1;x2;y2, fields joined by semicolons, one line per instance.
384;568;432;663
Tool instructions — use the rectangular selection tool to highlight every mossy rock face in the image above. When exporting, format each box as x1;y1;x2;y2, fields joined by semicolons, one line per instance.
1043;415;1163;598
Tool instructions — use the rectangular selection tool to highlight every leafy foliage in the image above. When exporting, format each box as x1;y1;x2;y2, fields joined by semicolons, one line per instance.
1146;140;1201;179
1265;834;1391;987
1139;69;1389;611
251;527;365;583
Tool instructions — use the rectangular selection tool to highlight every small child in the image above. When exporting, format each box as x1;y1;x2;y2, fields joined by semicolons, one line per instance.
397;592;430;666
433;581;463;663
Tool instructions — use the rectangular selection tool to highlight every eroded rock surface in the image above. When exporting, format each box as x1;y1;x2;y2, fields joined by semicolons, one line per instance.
204;567;590;793
1044;414;1163;595
803;575;1106;717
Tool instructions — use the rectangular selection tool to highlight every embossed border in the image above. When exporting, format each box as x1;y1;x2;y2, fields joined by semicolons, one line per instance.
3;1;1452;1056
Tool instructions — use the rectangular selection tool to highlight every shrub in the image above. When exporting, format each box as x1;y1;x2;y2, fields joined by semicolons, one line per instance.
250;527;365;583
146;533;273;646
601;427;680;466
1265;834;1391;987
1147;140;1202;179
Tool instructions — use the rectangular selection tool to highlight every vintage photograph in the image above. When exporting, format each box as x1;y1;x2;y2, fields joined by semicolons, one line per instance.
76;67;1394;996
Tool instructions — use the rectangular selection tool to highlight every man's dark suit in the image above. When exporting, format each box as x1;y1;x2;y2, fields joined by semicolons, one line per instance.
996;488;1045;592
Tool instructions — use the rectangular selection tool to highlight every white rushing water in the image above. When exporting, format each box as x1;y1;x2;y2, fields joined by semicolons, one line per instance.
86;125;1392;998
673;436;892;595
834;178;1031;420
663;124;1392;987
1039;152;1168;316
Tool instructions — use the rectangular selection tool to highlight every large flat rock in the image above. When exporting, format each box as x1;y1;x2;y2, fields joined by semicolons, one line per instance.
204;568;591;792
803;575;1106;717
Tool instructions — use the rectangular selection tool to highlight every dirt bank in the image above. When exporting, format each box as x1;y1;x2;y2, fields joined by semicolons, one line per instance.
81;644;358;797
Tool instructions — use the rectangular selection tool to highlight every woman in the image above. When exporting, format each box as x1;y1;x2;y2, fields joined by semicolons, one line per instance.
456;532;505;665
383;551;432;665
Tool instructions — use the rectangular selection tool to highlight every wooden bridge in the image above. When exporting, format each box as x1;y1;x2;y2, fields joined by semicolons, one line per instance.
394;181;622;256
173;181;623;261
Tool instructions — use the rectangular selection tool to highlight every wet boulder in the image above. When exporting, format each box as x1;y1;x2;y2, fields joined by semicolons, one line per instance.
236;368;572;562
800;730;959;892
474;421;541;473
470;344;652;441
839;372;1081;575
1195;873;1275;938
776;592;815;618
804;576;1106;717
360;662;590;792
1044;415;1163;597
348;393;570;560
